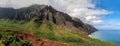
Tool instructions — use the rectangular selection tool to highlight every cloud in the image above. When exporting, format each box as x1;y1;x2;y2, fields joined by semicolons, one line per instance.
0;0;112;25
95;22;120;30
68;8;111;24
48;0;112;25
93;15;120;30
0;0;48;8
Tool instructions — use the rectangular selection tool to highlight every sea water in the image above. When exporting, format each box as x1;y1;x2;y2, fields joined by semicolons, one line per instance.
90;30;120;46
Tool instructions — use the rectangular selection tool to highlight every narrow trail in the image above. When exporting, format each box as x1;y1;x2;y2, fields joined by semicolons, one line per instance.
1;30;69;46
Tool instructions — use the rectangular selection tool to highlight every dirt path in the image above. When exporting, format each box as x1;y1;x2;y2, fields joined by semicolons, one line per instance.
1;30;69;46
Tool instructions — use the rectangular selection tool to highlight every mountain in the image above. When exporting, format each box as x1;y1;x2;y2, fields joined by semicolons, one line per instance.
0;8;16;19
0;5;115;46
0;5;97;35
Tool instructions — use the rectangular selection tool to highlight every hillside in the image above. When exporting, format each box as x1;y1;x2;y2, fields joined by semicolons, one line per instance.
0;5;97;34
0;5;116;46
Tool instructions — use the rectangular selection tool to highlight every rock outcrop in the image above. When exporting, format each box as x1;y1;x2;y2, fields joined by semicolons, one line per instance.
0;5;97;34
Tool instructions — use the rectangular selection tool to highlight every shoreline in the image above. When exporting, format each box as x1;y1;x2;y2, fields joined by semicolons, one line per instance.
88;35;94;38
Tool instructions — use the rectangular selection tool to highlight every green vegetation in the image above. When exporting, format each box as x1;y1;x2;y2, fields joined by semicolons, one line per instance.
0;19;116;46
0;32;32;46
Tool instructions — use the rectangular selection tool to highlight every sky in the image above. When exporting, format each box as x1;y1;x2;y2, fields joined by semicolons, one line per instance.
0;0;119;30
93;0;120;30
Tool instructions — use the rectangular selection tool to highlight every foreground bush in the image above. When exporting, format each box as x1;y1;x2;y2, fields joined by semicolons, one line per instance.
0;32;32;46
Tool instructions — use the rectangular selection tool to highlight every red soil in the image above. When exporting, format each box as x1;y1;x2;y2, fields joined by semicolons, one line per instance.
1;30;69;46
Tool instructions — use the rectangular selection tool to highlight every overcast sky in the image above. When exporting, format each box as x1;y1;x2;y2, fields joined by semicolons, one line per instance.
0;0;119;30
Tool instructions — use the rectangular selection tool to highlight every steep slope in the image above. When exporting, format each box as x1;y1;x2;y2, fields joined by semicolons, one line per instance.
0;5;96;34
0;30;68;46
0;5;116;46
0;19;115;46
0;8;16;19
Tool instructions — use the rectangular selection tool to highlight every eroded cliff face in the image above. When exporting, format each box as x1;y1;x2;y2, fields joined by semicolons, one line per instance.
0;5;97;34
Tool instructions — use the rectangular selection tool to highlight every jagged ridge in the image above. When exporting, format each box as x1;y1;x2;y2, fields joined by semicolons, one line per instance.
0;4;97;34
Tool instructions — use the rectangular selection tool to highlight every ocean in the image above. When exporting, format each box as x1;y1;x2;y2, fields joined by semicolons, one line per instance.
90;30;120;46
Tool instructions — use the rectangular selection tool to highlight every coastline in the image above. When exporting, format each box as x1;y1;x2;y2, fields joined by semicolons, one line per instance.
88;35;95;38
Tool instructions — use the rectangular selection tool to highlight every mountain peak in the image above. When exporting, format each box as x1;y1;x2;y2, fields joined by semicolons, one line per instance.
0;5;97;34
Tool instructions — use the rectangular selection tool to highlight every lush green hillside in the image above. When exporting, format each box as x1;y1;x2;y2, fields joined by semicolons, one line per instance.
0;5;97;35
0;19;116;46
0;4;116;46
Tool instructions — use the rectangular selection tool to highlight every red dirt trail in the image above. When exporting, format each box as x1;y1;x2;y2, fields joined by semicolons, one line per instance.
1;30;69;46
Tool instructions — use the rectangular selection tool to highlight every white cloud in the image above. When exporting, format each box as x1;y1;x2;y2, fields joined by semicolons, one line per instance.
0;0;112;25
48;0;112;25
0;0;48;8
94;15;120;30
68;8;111;24
95;22;120;30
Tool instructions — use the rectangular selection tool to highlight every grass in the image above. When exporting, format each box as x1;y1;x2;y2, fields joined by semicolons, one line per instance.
0;19;116;46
